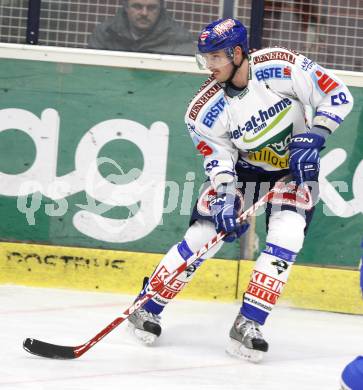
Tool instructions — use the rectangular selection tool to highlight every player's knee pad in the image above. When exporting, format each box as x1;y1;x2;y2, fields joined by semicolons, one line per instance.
176;239;203;283
184;219;224;258
267;210;306;253
143;220;223;314
143;219;222;314
175;220;227;296
178;220;224;283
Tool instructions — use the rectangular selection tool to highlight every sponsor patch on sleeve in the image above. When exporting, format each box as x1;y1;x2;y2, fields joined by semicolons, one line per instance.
311;66;340;95
188;84;222;120
300;56;316;71
253;50;296;65
201;96;226;128
255;65;292;81
196;141;213;157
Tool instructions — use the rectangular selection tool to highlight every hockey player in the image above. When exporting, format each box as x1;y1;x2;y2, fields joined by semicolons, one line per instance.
128;18;354;362
341;356;363;390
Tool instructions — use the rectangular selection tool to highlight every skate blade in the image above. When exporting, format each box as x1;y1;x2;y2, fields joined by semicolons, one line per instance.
127;323;158;345
226;338;265;363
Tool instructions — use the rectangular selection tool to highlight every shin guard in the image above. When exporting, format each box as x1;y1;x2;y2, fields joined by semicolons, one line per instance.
241;210;306;324
142;240;204;314
241;244;297;324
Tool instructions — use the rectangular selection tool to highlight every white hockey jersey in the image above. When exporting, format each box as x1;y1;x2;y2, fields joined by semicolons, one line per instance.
185;47;353;186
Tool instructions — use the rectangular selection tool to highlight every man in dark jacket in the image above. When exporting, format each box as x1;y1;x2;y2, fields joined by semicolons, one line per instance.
88;0;195;55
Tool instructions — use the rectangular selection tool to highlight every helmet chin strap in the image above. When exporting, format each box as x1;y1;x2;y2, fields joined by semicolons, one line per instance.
226;61;242;84
222;52;247;97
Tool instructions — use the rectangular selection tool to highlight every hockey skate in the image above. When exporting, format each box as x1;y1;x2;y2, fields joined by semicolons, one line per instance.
128;307;162;345
128;277;162;345
226;313;268;363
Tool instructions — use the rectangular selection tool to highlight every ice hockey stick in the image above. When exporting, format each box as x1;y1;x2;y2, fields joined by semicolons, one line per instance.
23;176;290;359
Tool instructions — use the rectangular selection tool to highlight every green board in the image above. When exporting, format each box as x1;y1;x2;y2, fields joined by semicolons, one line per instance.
0;58;361;266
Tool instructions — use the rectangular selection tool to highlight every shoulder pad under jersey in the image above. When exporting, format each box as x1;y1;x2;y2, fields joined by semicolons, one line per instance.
185;76;225;128
250;46;299;67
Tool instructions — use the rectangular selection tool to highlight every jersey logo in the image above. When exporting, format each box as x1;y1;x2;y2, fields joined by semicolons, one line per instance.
242;105;291;143
301;56;315;71
229;98;292;141
189;84;221;120
246;124;292;169
196;141;213;157
253;51;296;65
255;66;292;81
313;68;340;94
201;97;226;128
248;147;289;169
238;87;249;99
196;76;215;95
187;76;215;109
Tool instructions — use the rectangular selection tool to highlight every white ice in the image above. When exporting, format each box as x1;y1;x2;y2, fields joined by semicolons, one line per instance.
0;285;362;390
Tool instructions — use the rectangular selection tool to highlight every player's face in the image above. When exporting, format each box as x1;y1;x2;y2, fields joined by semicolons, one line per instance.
197;50;234;82
126;0;161;32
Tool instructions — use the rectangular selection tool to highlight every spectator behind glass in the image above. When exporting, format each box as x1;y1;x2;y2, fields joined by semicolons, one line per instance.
88;0;194;55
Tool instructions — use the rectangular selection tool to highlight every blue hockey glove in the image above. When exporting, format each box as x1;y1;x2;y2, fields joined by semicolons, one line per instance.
288;133;325;185
209;191;249;243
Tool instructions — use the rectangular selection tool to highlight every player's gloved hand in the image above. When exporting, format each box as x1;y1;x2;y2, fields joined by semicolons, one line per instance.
209;191;249;243
288;132;325;185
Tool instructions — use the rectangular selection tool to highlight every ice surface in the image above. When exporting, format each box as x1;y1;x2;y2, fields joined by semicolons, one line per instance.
0;285;362;390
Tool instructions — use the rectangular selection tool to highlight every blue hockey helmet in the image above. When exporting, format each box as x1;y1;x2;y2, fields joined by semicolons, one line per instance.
196;18;248;69
341;356;363;390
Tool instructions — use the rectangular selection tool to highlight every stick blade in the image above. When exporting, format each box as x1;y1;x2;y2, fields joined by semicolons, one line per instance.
23;338;77;359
